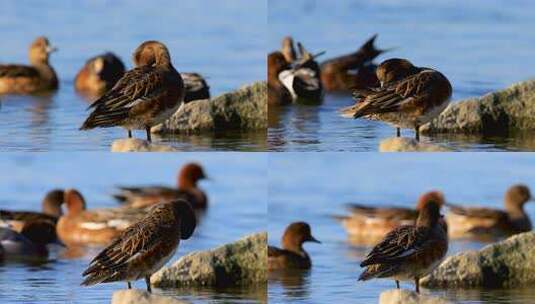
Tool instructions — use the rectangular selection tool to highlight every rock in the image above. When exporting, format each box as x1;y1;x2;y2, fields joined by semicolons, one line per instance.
152;232;267;287
111;139;178;152
379;289;453;304
111;289;190;304
422;232;535;288
153;81;267;134
422;79;535;135
379;137;453;152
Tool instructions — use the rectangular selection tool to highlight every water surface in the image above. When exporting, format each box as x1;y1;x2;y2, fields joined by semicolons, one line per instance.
268;153;535;303
0;153;267;303
268;0;535;151
0;0;266;151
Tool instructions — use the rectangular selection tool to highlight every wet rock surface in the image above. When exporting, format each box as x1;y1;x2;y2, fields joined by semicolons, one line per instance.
422;79;535;135
379;137;453;152
379;289;453;304
111;290;190;304
111;138;178;152
422;232;535;288
152;232;267;288
153;82;267;134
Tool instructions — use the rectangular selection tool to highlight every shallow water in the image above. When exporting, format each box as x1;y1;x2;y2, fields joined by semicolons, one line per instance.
268;153;535;303
0;153;267;303
268;0;535;151
0;0;266;151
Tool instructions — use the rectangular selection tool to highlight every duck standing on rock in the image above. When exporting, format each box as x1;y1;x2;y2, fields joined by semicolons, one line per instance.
80;41;184;142
359;197;448;293
268;222;321;270
0;36;58;94
81;199;196;292
340;58;452;141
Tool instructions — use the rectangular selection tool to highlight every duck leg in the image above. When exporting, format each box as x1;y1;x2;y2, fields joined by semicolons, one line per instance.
415;125;420;142
396;128;400;137
128;130;132;138
145;276;152;293
415;277;420;293
127;282;132;289
145;126;152;142
396;280;400;289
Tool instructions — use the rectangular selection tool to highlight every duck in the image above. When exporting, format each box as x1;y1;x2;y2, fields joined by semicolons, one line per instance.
446;184;533;239
320;34;387;92
56;189;143;246
268;51;293;106
335;191;446;244
0;189;64;233
340;58;452;141
81;199;196;292
0;36;58;94
0;220;58;260
80;41;184;142
182;72;210;103
359;198;448;293
113;162;208;209
281;36;297;64
75;52;126;98
277;42;325;104
268;222;320;270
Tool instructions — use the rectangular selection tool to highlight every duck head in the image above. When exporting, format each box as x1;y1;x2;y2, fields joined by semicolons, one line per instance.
281;222;320;252
177;163;207;190
504;184;532;213
133;40;172;67
416;194;444;228
376;58;419;87
64;189;87;216
29;36;57;66
41;189;64;217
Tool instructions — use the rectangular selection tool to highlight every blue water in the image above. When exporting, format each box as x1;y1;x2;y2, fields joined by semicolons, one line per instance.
268;0;535;151
268;153;535;303
0;0;266;151
0;153;267;303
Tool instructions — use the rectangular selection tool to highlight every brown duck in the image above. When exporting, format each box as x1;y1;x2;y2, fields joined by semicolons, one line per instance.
80;41;184;142
0;36;58;94
359;198;448;293
75;52;125;98
268;222;320;270
81;199;196;292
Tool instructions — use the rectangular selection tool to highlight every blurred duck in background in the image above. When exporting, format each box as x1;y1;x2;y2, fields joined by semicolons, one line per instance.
0;36;58;94
0;220;60;261
268;222;320;270
74;52;125;98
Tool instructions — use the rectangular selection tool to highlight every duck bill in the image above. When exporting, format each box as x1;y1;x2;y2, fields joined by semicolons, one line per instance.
46;46;58;54
308;235;321;244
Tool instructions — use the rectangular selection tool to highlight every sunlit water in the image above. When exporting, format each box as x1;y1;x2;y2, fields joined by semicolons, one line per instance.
0;0;266;151
268;0;535;151
0;153;267;303
268;153;535;303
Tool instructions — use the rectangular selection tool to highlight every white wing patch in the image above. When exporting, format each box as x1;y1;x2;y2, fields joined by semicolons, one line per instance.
278;70;297;99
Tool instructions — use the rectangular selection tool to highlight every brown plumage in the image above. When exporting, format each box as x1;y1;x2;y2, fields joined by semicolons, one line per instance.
340;58;452;141
268;222;320;270
81;199;196;292
359;198;448;293
0;189;64;238
320;34;386;92
182;72;210;103
0;36;58;94
335;191;446;245
75;52;126;98
113;163;208;209
80;41;184;142
281;36;297;64
446;184;533;239
268;51;292;106
0;219;58;259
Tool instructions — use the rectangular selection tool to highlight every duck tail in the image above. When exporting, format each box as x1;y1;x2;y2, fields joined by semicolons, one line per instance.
358;268;375;281
338;104;359;118
332;215;349;223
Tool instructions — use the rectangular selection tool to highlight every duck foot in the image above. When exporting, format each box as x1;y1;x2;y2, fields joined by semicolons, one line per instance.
145;276;152;293
396;128;400;137
127;282;131;289
415;126;420;142
396;280;400;289
415;277;420;293
128;130;132;138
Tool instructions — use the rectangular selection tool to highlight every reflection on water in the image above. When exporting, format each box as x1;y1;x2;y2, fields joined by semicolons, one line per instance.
268;0;535;151
0;0;265;151
268;153;535;303
0;154;267;303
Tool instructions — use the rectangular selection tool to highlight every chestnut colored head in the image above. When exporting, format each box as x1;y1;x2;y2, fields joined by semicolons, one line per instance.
281;222;320;251
376;58;419;86
29;36;57;65
132;40;172;67
504;184;532;211
63;189;87;216
416;193;444;228
177;163;207;189
268;51;289;81
41;189;64;217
